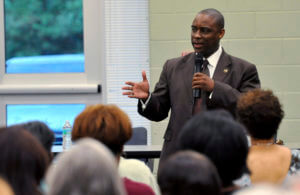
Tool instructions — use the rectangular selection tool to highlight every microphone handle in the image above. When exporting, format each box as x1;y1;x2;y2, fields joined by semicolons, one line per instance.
193;87;200;98
193;58;202;98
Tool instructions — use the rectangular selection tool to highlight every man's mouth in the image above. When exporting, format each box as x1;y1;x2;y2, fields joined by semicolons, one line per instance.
193;42;204;48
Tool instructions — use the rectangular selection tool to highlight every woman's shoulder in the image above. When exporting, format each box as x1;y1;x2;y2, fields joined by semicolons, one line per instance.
248;145;291;169
250;144;290;155
273;145;292;162
277;145;292;156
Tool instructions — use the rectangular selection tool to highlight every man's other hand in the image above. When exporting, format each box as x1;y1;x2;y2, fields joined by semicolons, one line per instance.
122;70;150;101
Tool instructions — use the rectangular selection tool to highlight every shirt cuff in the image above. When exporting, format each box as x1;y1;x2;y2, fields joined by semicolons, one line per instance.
140;94;151;111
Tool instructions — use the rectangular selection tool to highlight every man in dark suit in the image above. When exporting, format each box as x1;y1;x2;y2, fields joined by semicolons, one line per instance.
122;8;260;169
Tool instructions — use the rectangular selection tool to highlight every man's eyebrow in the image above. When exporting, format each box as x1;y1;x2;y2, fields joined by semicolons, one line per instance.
191;25;200;29
191;25;211;28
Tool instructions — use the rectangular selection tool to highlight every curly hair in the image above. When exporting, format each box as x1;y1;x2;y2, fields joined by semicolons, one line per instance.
237;89;284;139
72;104;132;156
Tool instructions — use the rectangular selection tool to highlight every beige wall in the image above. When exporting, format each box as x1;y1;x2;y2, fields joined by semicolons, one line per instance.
149;0;300;148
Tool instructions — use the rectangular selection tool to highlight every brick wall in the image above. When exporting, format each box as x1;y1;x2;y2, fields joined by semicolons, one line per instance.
149;0;300;148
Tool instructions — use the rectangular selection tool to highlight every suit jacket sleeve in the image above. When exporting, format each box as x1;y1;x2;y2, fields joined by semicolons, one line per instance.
138;60;171;122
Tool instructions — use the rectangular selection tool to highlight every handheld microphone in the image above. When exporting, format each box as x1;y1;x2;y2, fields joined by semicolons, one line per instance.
193;52;203;98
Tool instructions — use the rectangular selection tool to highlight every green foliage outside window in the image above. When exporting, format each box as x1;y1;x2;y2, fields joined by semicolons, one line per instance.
4;0;83;59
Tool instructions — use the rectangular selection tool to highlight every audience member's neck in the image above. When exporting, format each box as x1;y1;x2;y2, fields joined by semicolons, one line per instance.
115;153;122;165
251;137;274;146
111;146;123;165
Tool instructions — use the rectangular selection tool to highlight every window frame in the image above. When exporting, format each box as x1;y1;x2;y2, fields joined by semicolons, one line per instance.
0;94;103;127
0;0;106;87
0;0;107;126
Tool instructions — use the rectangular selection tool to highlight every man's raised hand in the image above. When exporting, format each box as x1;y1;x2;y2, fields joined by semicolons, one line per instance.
122;70;150;100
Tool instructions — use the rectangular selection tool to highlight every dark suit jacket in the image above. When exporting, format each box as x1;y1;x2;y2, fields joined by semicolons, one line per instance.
138;49;260;167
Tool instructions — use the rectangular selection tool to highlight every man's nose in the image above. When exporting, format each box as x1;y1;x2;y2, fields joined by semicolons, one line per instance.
194;30;202;38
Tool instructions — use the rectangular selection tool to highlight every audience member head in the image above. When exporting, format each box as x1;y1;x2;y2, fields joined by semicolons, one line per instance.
72;104;132;158
19;121;55;159
46;138;126;195
237;89;284;140
0;126;50;195
0;177;14;195
158;150;222;195
178;109;249;188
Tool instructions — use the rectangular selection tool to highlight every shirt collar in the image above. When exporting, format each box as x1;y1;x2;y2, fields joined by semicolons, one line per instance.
206;45;222;67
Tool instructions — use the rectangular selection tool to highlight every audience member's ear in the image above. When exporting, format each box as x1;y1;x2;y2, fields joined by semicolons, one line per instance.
181;51;193;56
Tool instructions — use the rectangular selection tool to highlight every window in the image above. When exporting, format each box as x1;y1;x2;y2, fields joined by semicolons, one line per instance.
7;104;85;150
4;0;84;74
0;0;151;145
0;0;106;128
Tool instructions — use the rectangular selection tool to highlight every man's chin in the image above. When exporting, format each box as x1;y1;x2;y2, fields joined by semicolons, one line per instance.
194;48;204;54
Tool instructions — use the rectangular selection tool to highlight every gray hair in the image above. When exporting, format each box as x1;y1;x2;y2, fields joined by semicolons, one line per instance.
46;138;126;195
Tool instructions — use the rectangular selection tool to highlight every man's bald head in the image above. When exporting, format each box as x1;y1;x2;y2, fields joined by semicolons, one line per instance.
198;8;224;30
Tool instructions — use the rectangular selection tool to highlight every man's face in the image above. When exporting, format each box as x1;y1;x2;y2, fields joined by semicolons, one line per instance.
191;13;225;58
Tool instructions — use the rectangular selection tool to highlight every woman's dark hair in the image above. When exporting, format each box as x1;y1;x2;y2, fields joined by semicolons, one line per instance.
0;126;49;195
158;150;221;195
237;89;284;139
178;109;249;187
20;121;55;158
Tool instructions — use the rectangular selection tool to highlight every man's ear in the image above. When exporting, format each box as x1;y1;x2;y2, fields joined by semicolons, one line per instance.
219;29;225;39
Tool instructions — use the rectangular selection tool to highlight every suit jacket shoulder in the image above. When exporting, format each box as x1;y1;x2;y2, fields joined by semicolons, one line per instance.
216;50;256;74
163;53;194;72
210;49;260;115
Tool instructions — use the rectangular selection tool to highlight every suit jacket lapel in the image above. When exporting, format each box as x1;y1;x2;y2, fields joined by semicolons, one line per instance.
213;49;231;81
